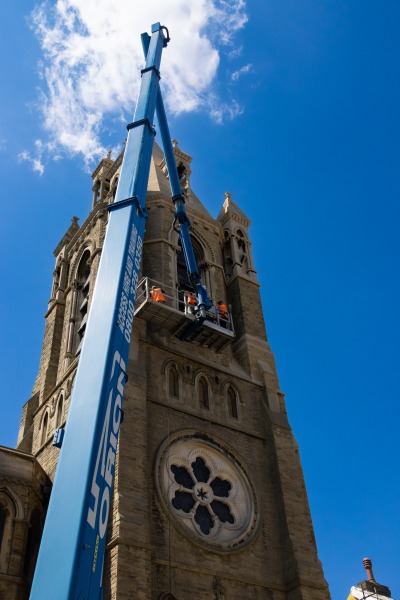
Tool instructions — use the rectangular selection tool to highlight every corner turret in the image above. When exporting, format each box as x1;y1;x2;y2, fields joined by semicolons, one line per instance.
91;150;114;208
217;191;257;281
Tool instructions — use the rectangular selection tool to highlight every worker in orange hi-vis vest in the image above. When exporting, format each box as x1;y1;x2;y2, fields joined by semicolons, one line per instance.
150;286;166;303
184;290;197;314
217;300;229;328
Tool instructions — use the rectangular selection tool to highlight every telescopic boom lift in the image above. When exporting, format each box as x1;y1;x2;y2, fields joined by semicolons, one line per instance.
30;23;211;600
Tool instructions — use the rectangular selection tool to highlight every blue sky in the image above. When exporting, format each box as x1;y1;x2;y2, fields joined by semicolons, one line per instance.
1;2;399;598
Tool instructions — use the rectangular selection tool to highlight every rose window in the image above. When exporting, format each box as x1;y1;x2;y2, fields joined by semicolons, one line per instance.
170;457;235;535
155;432;260;552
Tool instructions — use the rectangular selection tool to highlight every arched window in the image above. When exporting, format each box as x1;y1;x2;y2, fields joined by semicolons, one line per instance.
227;386;239;420
93;179;100;204
23;508;43;581
236;229;246;251
75;250;91;355
111;176;119;199
168;365;179;398
0;502;7;555
222;230;234;278
0;492;16;574
51;262;61;299
56;395;64;428
198;376;210;410
41;412;49;446
235;229;250;275
176;236;205;310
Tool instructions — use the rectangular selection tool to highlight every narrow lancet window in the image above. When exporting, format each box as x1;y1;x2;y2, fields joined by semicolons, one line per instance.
169;365;179;398
75;250;91;355
41;412;49;446
0;494;15;573
56;396;64;428
227;386;238;419
0;502;7;554
198;376;210;409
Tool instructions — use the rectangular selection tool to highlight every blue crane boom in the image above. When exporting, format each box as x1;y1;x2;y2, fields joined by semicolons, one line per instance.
140;32;211;320
30;22;209;599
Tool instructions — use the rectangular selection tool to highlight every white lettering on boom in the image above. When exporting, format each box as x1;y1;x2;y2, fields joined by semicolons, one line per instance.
87;351;126;538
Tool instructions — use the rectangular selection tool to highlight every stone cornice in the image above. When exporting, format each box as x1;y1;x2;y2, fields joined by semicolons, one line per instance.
44;298;66;319
142;335;258;386
218;210;250;228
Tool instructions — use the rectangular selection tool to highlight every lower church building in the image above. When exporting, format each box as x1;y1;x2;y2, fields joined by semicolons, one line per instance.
0;141;330;600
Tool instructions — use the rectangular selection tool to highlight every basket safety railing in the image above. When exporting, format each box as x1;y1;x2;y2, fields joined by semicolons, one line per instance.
135;276;234;333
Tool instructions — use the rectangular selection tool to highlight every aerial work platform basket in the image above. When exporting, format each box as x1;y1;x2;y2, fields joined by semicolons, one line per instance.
134;277;235;352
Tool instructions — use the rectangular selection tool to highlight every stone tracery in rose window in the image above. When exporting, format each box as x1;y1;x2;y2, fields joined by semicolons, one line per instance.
170;456;236;536
156;434;259;551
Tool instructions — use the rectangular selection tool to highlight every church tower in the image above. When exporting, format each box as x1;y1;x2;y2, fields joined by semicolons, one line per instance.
4;141;330;599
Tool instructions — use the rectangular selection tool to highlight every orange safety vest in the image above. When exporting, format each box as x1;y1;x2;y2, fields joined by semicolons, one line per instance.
150;287;166;303
185;292;197;305
217;303;229;320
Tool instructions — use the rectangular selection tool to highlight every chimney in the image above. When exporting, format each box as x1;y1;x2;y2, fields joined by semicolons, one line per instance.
355;557;392;599
362;558;375;582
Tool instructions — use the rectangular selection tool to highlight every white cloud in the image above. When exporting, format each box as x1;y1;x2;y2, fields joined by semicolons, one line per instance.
210;99;244;125
227;45;243;60
18;147;45;175
0;139;7;151
231;63;252;81
28;0;248;168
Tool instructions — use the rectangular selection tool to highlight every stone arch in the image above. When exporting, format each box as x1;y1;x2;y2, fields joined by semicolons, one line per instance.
70;247;92;356
110;173;119;200
171;227;215;264
0;486;24;520
40;409;50;446
75;248;91;288
222;229;234;278
51;255;63;299
194;371;212;410
235;227;248;240
223;383;240;420
92;178;101;206
69;241;94;285
162;360;182;400
235;228;248;253
55;392;65;428
230;227;252;277
66;372;76;396
190;227;215;263
0;487;23;574
23;506;44;580
174;230;215;304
